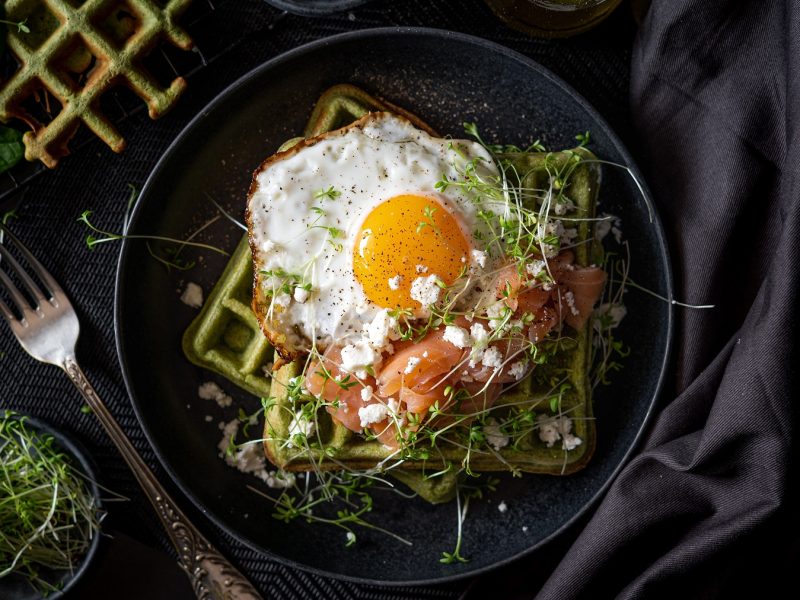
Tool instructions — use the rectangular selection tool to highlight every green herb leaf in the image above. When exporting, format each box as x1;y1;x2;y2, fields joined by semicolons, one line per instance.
314;186;341;201
0;126;25;174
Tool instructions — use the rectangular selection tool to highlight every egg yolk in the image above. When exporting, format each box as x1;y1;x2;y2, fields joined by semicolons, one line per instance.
353;194;471;309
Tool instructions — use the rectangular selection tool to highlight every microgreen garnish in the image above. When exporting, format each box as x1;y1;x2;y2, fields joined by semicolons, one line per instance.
78;210;228;269
0;412;103;594
314;186;341;201
2;209;18;225
0;18;30;33
305;204;345;252
416;204;442;237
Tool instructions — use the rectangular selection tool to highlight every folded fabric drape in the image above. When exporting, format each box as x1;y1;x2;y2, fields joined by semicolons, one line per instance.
537;1;798;597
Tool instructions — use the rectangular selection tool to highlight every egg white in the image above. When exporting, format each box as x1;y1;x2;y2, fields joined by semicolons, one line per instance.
248;112;500;352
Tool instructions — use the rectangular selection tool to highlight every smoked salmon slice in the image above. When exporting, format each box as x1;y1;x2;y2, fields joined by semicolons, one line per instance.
557;266;607;330
378;328;465;398
305;345;376;433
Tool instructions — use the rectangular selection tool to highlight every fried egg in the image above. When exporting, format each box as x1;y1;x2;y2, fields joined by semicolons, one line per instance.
247;112;500;358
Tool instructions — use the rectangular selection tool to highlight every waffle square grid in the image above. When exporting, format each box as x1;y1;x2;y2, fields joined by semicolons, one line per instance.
183;236;274;399
1;0;194;168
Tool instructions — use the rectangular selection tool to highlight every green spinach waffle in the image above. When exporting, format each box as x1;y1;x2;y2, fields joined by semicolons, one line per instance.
184;85;601;504
0;0;194;167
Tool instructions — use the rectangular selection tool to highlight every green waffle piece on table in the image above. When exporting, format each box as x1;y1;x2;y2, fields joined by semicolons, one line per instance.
1;0;194;168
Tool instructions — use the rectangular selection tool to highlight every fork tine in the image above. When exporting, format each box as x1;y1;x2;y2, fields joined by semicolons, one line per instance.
0;242;48;306
0;222;63;298
0;268;34;316
0;296;15;321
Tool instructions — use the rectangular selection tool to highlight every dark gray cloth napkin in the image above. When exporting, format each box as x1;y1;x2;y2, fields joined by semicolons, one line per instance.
470;1;799;597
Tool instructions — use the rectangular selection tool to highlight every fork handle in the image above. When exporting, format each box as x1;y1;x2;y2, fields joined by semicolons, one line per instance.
63;357;263;600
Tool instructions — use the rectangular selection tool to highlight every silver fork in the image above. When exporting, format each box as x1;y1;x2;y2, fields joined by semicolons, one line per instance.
0;222;262;600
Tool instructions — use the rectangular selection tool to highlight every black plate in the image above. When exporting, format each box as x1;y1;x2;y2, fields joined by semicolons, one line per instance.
0;415;102;600
115;28;672;585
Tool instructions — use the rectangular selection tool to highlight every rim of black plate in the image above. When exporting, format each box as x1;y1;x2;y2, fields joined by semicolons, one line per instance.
114;26;674;587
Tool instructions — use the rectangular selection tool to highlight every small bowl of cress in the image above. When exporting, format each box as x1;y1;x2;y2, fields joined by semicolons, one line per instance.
0;411;104;599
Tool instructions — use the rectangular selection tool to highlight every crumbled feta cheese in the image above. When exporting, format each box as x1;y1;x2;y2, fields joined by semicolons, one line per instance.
387;274;403;290
416;264;428;273
204;415;213;423
486;301;508;330
544;220;563;238
287;410;315;446
595;218;611;242
227;442;265;475
563;434;583;451
261;239;275;253
564;290;580;316
498;501;508;513
340;342;378;374
537;415;561;447
612;223;623;244
470;249;487;268
593;303;627;331
293;286;309;303
410;274;441;308
358;403;388;427
481;346;503;369
470;323;489;347
560;227;578;245
404;356;421;374
595;213;623;244
442;325;472;348
484;418;509;451
537;415;582;451
541;221;564;257
526;260;546;278
360;385;373;402
363;309;399;349
469;349;484;369
263;470;296;489
180;282;204;308
387;397;400;415
553;198;575;216
273;292;291;308
508;360;528;381
522;526;529;532
218;419;289;485
198;381;232;408
422;351;429;358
